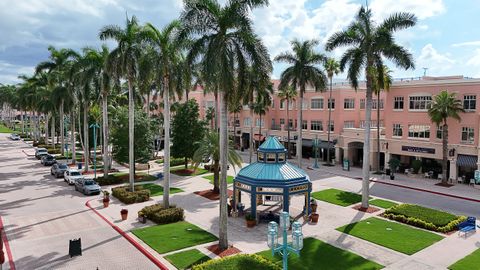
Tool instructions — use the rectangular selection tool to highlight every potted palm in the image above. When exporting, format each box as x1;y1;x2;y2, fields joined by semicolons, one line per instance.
245;213;256;228
310;199;318;213
120;209;128;220
102;190;110;208
310;212;319;224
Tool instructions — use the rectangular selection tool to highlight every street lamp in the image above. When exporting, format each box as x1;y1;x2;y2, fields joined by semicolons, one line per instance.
267;212;304;270
89;123;100;179
312;135;319;169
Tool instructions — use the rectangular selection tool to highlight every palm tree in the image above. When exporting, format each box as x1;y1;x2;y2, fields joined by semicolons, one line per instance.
228;92;242;149
324;58;340;165
372;65;392;172
277;86;297;159
193;131;242;193
252;91;271;148
205;107;215;129
181;0;272;250
428;91;464;184
275;39;328;167
100;15;146;191
143;20;184;208
326;6;416;209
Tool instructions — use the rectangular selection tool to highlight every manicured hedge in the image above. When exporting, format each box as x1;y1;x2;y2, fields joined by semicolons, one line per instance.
138;204;184;224
112;185;150;204
384;204;466;233
155;157;187;167
96;173;157;186
192;254;281;270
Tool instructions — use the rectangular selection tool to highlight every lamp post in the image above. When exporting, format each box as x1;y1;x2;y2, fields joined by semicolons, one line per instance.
89;123;100;179
267;211;304;270
312;135;319;169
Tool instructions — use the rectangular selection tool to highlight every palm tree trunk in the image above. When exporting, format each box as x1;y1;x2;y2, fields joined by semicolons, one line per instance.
297;89;304;167
287;101;291;159
361;73;373;209
213;160;219;193
163;77;171;208
102;93;109;177
218;90;229;251
147;92;151;118
84;103;90;172
259;114;262;141
327;77;333;165
60;100;65;156
249;108;254;163
376;98;381;172
22;111;26;135
71;111;76;165
233;113;237;149
45;114;49;145
128;79;135;191
214;91;219;131
51;116;55;149
442;122;448;184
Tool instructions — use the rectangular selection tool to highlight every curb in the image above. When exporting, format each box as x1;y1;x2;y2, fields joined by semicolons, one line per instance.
85;200;168;270
0;216;16;270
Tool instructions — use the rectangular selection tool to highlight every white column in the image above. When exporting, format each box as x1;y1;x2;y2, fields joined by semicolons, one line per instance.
335;146;341;164
449;157;457;182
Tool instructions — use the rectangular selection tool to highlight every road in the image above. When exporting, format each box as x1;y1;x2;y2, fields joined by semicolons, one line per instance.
0;134;158;270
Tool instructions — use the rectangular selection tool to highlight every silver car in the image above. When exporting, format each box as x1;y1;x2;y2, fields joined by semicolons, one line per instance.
74;178;101;195
10;133;20;140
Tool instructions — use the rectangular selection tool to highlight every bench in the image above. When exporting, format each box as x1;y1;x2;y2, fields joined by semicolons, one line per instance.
458;217;476;238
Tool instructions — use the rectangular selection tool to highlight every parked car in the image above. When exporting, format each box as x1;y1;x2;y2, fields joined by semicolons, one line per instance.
75;178;101;195
51;163;68;177
64;169;84;185
10;133;20;140
35;148;48;159
41;154;57;166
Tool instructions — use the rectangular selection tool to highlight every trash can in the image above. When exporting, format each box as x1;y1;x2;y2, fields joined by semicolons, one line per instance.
78;163;82;170
390;174;395;180
386;169;391;175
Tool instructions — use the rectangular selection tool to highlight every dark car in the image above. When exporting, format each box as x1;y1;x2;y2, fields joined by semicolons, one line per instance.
41;154;57;166
74;178;101;195
51;163;68;178
35;148;48;159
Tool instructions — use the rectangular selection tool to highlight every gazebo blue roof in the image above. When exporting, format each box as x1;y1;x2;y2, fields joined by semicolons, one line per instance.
258;137;286;153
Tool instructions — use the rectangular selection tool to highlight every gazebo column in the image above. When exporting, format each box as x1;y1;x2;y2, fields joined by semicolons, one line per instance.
250;189;257;219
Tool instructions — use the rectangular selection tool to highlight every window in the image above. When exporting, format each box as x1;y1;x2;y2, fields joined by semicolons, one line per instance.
256;118;264;127
393;124;403;137
280;118;285;125
464;95;476;111
243;117;251;126
436;126;443;139
302;120;308;130
288;119;293;129
258;152;265;162
280;100;285;109
266;153;276;163
372;99;384;109
301;100;308;110
278;153;286;162
409;96;432;110
328;121;334;132
328;98;335;109
205;101;214;108
344;121;355;129
344;98;355;109
394;97;404;110
271;119;275;127
271;100;275;109
311;120;323;131
311;98;324;109
408;125;430;139
360;99;365;109
288;100;295;109
461;127;475;143
361;120;383;128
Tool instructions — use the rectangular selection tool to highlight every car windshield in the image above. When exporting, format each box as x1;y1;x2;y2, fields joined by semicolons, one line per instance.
59;164;67;169
47;156;54;160
70;172;81;176
84;180;95;185
38;150;47;153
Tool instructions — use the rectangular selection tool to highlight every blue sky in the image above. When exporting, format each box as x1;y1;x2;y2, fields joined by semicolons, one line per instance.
0;0;479;84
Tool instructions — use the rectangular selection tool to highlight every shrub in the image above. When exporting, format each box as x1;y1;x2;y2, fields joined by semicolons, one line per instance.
139;204;184;225
411;159;422;173
384;204;466;233
192;254;281;270
112;185;150;204
96;175;124;186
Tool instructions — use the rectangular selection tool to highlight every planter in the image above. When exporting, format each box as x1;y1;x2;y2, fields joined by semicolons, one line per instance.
139;215;147;224
120;209;128;221
103;200;110;208
310;213;319;224
390;174;395;180
310;203;318;213
246;219;256;228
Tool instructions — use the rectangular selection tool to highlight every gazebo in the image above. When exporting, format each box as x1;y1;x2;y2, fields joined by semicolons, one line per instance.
233;136;312;220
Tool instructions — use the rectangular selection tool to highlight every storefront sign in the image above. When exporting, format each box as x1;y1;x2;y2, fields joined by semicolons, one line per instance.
401;146;435;154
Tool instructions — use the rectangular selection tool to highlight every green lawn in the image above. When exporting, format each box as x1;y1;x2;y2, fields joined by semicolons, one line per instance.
141;183;183;197
165;249;211;270
336;217;444;255
258;238;383;270
449;248;480;270
311;188;363;207
369;199;398;209
385;204;459;227
171;166;209;176
0;125;13;133
132;221;217;254
203;174;234;184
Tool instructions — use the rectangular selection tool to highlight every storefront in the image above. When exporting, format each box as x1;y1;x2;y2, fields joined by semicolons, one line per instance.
456;154;478;183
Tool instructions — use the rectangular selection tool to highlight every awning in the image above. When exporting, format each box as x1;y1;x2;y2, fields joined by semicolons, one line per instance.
456;154;478;167
302;139;334;148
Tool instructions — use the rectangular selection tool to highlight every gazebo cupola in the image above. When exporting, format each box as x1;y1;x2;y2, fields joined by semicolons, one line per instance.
233;136;312;219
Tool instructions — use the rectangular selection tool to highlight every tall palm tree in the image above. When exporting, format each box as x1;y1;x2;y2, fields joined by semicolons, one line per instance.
228;92;242;149
252;90;271;148
143;20;184;208
324;58;340;165
372;65;392;172
193;131;242;193
326;6;416;209
100;15;146;191
277;86;297;159
181;0;272;250
275;39;328;167
428;91;464;185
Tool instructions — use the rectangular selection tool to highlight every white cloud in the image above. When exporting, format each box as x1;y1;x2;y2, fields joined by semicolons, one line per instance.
370;0;445;21
417;44;455;74
452;41;480;47
0;61;34;84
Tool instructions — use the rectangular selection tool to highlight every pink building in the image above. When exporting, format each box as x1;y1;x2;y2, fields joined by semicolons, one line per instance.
176;76;480;183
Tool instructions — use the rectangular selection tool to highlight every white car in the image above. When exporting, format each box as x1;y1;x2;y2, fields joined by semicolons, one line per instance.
10;133;20;140
64;169;84;185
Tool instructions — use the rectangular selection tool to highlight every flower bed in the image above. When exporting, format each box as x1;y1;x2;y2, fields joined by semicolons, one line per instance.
384;204;466;233
111;185;150;204
138;203;184;224
192;254;281;270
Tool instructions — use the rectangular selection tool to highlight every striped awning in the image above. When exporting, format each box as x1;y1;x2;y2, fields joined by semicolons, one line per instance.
456;154;478;167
